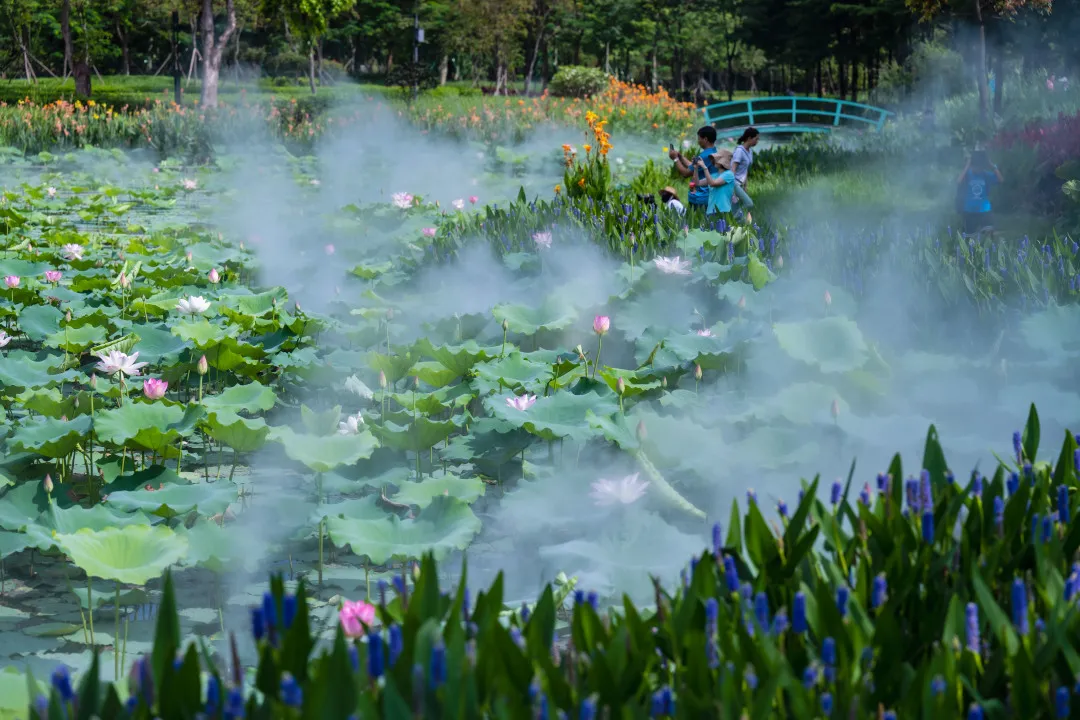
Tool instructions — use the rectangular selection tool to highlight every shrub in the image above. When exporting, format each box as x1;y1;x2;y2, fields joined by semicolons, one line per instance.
264;51;309;79
548;65;610;98
26;407;1080;718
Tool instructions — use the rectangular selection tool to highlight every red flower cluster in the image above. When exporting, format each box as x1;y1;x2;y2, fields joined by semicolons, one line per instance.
991;111;1080;170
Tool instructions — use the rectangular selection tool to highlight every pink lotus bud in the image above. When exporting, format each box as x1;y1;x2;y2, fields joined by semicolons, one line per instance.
379;370;387;389
636;420;647;441
4;275;19;288
592;315;610;336
65;310;71;323
502;318;509;332
413;375;420;389
208;268;220;283
44;270;61;283
824;290;832;306
694;364;702;381
831;398;840;418
325;244;335;255
43;474;54;494
142;378;168;401
661;376;668;388
737;295;746;309
197;355;208;375
776;255;784;269
89;373;97;389
186;251;193;262
616;377;625;395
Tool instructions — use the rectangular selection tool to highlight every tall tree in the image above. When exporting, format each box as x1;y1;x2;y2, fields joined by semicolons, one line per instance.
199;0;238;106
263;0;356;92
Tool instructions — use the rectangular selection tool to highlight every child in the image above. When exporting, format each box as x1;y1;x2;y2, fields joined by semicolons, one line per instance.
660;186;685;215
957;149;1004;236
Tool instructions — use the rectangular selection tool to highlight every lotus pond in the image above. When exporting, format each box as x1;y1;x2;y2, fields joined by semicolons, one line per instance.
0;137;1078;716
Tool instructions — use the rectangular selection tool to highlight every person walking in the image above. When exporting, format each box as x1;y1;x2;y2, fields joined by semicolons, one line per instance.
731;127;760;191
956;149;1003;237
669;126;719;218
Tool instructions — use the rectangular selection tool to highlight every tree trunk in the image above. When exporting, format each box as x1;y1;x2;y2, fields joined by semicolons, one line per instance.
974;0;988;120
726;52;735;101
816;60;823;98
524;8;548;96
61;0;73;80
850;59;858;102
439;54;449;85
838;58;847;100
992;50;1003;115
117;22;130;75
199;0;238;108
308;44;316;94
604;42;610;74
650;21;659;92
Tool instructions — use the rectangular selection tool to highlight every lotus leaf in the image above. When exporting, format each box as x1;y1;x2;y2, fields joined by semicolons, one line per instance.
16;305;63;342
370;417;463;452
301;405;342;435
747;254;775;290
124;323;190;364
94;402;205;453
43;324;108;352
203;411;270;453
268;425;380;473
408;361;458;388
0;353;79;393
326;495;481;564
491;299;578;335
15;388;91;419
388;470;486;508
368;351;415;386
729;382;849;425
773;317;869;374
103;480;235;519
472;352;552;395
7;414;93;458
180;522;261;573
488;390;618;441
219;289;288;316
55;525;188;585
202;381;277;414
415;339;496;377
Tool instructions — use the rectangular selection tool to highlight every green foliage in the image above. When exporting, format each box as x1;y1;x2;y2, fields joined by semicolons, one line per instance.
547;66;610;98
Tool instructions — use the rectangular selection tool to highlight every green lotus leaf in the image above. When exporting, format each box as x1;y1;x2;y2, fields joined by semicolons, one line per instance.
369;416;463;452
211;336;267;374
103;480;235;519
369;351;415;386
747;254;775;290
15;388;93;419
0;666;30;720
389;470;485;509
415;339;496;377
492;298;578;336
0;352;79;393
729;382;847;425
55;524;188;585
587;410;640;450
350;260;394;279
179;521;261;573
172;319;228;347
89;333;140;358
773;317;869;374
0;482;46;532
203;411;270;453
597;370;660;399
404;360;455;389
268;425;380;473
125;323;190;364
94;402;205;453
23;500;154;551
487;390;617;441
218;289;288;317
17;304;62;342
472;352;552;395
7;414;92;458
202;381;277;415
326;495;481;564
0;258;50;277
300;405;342;435
43;324;108;352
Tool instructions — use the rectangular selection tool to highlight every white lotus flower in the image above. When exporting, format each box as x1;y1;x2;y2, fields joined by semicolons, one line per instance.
62;244;84;261
176;296;211;315
95;350;148;377
344;375;374;400
338;413;364;435
654;256;692;275
590;473;649;506
452;198;465;210
181;179;198;191
506;394;537;412
46;187;56;198
392;192;414;209
0;330;10;348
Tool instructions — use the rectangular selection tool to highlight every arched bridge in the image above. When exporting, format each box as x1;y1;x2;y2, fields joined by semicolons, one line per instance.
701;96;894;135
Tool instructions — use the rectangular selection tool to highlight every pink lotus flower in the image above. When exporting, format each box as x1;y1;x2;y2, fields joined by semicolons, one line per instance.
422;228;437;237
325;244;335;255
61;243;83;262
143;378;168;400
505;394;537;412
469;195;478;204
653;256;691;275
392;192;414;209
208;268;220;283
824;290;832;306
697;328;713;337
339;599;377;637
4;275;19;288
452;198;465;210
532;231;552;249
181;179;198;191
590;473;649;506
593;315;610;336
44;270;62;283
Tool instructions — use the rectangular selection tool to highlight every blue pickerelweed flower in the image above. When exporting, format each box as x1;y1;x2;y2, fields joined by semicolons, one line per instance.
1011;579;1029;634
871;574;887;609
660;686;674;715
919;469;933;512
574;590;585;606
51;664;74;702
723;556;739;593
747;489;757;505
368;630;385;679
778;500;789;518
1036;618;1046;634
712;522;723;555
579;697;597;720
821;693;833;715
745;670;758;690
262;591;277;630
246;608;262;642
830;481;842;505
1013;431;1022;461
521;603;531;624
348;644;359;672
803;665;817;689
205;675;221;715
968;704;984;720
994;496;1005;535
1043;515;1053;543
32;695;47;719
225;688;245;720
281;672;302;708
282;594;297;629
462;587;471;620
792;592;807;633
1061;484;1071;524
822;637;836;666
430;641;447;689
931;675;946;695
884;712;897;720
965;603;980;653
876;473;888;492
754;592;769;630
922;510;935;544
587;591;599;610
972;473;982;497
1075;448;1080;474
1057;686;1070;718
705;597;719;629
1024;462;1034;483
392;574;407;598
905;478;918;510
858;484;871;507
836;586;849;618
650;691;664;717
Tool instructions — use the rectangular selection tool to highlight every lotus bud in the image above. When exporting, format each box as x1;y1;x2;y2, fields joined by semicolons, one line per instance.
616;377;625;395
502;318;509;332
64;310;71;323
413;376;420;390
73;397;79;409
824;290;832;306
197;355;208;376
412;562;421;581
636;420;647;442
208;268;220;283
118;253;125;261
239;242;245;250
379;370;387;389
295;302;301;313
43;474;54;494
386;308;394;320
95;259;104;267
737;295;746;310
89;373;97;389
185;251;193;262
661;376;667;388
694;364;702;381
831;398;840;419
61;416;67;422
776;255;784;269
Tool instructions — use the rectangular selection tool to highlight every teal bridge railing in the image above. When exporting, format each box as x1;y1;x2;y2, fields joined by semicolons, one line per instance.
700;96;893;135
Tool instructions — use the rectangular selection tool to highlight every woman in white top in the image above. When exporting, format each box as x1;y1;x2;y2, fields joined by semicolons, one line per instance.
731;127;759;189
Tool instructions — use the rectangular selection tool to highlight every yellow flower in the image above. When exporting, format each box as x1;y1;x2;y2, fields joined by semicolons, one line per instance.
87;100;96;107
583;144;592;152
554;184;561;194
578;178;585;187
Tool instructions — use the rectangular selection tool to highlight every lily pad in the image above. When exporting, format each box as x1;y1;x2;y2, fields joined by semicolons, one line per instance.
268;425;380;473
55;524;188;584
326;495;481;564
94;402;205;454
8;414;93;458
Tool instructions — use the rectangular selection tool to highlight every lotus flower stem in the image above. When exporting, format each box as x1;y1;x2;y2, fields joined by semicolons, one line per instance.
593;337;603;379
87;578;95;645
318;519;324;587
114;583;121;679
631;449;706;520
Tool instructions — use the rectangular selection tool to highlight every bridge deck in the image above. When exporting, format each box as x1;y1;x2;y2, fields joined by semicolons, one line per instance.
701;96;893;134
